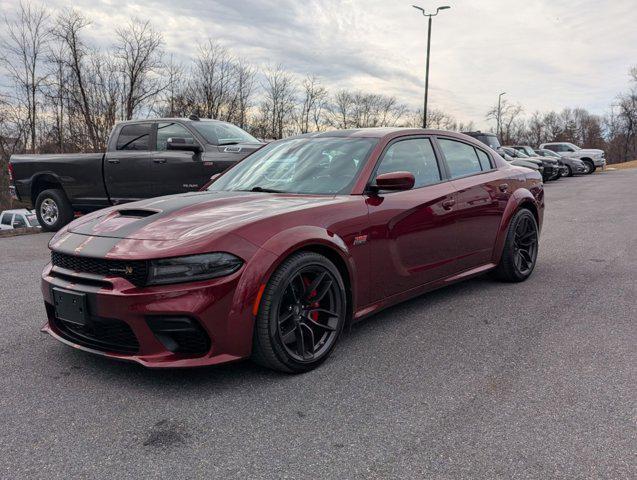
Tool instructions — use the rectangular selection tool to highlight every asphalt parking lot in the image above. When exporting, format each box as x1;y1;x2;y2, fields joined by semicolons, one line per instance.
1;169;635;479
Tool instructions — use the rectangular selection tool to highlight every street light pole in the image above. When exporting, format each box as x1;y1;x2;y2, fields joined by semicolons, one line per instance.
413;5;450;129
497;92;506;138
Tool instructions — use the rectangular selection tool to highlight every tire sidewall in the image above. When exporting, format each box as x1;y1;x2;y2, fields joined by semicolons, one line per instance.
35;189;72;232
507;210;539;281
262;253;347;372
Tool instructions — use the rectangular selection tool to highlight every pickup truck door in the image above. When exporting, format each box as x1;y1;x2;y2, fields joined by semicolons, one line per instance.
104;123;153;204
150;122;205;195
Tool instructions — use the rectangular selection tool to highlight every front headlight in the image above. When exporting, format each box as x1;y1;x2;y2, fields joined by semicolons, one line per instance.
147;252;243;285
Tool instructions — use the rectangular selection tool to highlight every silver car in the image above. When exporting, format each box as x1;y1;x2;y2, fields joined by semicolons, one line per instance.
533;149;588;176
539;142;605;174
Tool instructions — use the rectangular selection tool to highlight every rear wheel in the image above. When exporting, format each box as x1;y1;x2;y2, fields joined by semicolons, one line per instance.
564;165;573;177
252;252;347;373
35;189;74;232
494;209;539;282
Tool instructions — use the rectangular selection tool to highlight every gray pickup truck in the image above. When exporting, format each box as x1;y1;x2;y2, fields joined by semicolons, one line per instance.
9;117;264;231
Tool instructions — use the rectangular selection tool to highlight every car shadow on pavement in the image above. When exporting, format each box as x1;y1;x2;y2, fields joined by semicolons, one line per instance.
47;273;499;393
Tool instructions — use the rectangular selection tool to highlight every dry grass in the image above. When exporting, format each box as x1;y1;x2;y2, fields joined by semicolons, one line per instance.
607;160;637;170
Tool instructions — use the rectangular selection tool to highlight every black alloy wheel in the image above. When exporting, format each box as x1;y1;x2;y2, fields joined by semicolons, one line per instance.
494;209;539;282
252;252;346;373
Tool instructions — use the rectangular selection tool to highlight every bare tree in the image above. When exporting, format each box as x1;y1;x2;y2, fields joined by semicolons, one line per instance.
115;18;165;120
297;75;327;133
0;1;51;152
259;65;297;139
487;99;523;143
328;90;406;129
53;10;100;150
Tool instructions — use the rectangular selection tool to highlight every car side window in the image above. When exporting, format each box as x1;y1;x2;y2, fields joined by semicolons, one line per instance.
475;148;492;170
156;123;197;151
546;145;559;152
438;138;483;178
12;215;26;228
1;213;12;225
376;138;441;188
116;124;151;151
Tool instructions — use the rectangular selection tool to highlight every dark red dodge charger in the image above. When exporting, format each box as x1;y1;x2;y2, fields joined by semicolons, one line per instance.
42;128;543;372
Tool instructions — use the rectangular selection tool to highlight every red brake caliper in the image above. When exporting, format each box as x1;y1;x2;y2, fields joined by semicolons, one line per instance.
302;276;320;321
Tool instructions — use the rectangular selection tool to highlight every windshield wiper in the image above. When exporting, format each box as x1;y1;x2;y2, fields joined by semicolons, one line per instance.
245;186;284;193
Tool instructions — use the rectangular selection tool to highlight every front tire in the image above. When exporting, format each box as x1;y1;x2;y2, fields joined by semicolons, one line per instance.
494;209;539;282
35;189;74;232
252;252;347;373
583;160;595;174
564;165;573;177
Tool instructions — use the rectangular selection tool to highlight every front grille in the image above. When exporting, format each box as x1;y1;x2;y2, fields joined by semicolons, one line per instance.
51;251;148;286
47;304;139;354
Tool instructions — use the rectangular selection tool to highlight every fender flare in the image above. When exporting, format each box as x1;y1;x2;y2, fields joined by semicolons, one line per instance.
491;189;539;263
226;227;356;359
29;172;65;204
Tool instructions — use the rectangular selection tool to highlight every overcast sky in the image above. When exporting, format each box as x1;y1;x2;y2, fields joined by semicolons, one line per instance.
1;0;635;126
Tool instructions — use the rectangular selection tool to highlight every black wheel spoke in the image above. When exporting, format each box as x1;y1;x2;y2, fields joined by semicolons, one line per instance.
295;326;307;358
308;308;339;318
278;311;294;325
304;315;337;331
300;323;315;358
313;278;333;303
304;271;326;300
281;327;297;345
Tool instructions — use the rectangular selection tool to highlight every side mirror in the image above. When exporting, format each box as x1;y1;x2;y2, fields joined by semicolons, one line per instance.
167;137;202;153
373;171;415;192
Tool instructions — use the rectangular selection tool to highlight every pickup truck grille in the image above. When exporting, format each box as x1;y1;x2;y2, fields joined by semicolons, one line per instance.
51;251;149;287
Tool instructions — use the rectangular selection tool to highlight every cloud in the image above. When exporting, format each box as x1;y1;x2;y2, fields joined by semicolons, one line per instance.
1;0;634;127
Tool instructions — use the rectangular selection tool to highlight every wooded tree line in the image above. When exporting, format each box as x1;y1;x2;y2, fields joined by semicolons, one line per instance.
1;1;636;210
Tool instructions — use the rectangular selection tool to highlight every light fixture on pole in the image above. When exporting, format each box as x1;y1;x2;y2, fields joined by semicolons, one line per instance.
412;5;451;129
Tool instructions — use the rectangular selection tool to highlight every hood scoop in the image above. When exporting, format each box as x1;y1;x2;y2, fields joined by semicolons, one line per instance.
116;209;158;219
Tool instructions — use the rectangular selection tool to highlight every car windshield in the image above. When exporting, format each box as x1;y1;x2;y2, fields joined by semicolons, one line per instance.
540;149;560;158
209;137;378;195
565;143;581;151
191;121;260;145
478;135;501;149
512;149;529;158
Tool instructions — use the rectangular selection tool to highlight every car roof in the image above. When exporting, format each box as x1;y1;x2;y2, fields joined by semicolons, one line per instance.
285;128;477;140
1;209;32;214
115;117;229;126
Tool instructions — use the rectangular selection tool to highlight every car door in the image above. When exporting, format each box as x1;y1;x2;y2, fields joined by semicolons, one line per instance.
103;123;153;204
151;122;205;196
366;136;458;299
436;137;509;271
12;214;27;229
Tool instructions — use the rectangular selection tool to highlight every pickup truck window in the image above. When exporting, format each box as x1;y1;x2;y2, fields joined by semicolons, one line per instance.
156;123;197;151
116;124;151;151
1;213;12;225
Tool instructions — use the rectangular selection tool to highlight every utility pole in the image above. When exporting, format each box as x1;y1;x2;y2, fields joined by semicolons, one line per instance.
497;92;506;138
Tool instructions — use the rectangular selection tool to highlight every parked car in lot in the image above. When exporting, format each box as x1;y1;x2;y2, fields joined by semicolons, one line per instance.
539;142;605;174
42;128;544;373
0;208;40;230
533;148;588;176
9;117;264;232
501;147;560;181
509;145;568;178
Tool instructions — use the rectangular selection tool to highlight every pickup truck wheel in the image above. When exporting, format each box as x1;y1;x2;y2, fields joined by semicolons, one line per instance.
35;189;73;232
583;160;595;174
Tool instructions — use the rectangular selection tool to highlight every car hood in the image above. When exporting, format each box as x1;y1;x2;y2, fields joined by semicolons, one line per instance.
66;191;345;242
576;148;603;156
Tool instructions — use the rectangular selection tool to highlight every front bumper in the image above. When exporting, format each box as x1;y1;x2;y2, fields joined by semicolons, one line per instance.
593;157;606;167
41;263;255;367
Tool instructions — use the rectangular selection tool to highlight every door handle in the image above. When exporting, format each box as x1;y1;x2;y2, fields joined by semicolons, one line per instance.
442;199;456;210
107;159;120;164
153;158;167;164
498;183;509;192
